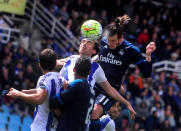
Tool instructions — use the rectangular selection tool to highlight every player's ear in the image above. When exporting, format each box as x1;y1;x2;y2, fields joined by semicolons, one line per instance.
119;35;124;42
92;49;96;55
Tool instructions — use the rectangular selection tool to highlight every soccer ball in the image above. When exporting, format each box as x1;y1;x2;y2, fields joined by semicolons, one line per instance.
81;20;102;41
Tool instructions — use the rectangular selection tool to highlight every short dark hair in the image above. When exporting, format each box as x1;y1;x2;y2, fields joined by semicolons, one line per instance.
39;48;57;71
93;41;99;54
75;56;91;77
104;15;131;39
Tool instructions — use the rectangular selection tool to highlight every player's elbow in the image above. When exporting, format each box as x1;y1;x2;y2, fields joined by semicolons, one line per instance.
32;94;46;105
33;97;44;105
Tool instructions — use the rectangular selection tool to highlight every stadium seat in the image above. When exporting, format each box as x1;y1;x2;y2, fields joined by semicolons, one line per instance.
0;112;8;124
22;115;33;127
1;104;10;114
0;123;6;130
8;123;20;131
21;124;30;131
9;113;21;126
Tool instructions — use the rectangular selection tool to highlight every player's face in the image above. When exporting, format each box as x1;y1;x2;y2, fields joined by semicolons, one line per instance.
79;38;96;57
107;34;119;49
109;102;121;119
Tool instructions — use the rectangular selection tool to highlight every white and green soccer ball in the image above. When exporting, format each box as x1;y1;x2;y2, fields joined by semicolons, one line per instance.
81;20;102;41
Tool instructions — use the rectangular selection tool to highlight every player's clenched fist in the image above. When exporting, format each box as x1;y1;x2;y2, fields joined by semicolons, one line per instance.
146;42;156;56
7;88;20;98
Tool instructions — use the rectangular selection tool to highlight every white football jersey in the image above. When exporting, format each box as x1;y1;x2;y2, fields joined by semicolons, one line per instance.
30;72;64;131
60;55;107;88
100;114;115;131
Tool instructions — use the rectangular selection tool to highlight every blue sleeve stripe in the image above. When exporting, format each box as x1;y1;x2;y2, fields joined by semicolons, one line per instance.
88;62;99;83
101;117;111;130
64;60;71;81
56;93;64;105
136;59;146;65
132;46;141;53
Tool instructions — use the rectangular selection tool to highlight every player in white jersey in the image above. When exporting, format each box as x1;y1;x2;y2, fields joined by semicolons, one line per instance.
7;49;66;131
57;38;136;130
60;55;106;89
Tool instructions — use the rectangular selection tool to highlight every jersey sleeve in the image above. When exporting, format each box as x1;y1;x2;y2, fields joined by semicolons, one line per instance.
59;66;66;78
36;76;49;91
104;120;115;131
130;46;152;78
94;64;107;83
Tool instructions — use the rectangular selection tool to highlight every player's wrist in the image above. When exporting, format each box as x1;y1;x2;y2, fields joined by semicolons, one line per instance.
125;101;130;107
146;54;151;62
16;91;23;98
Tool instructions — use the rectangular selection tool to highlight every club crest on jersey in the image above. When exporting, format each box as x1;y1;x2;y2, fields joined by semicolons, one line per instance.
104;45;108;48
119;49;124;55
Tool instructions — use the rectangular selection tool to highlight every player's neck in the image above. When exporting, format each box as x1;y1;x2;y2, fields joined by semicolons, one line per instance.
75;75;87;80
79;53;91;58
42;70;54;75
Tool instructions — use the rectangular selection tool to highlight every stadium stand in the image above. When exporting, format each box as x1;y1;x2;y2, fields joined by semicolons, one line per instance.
0;0;181;130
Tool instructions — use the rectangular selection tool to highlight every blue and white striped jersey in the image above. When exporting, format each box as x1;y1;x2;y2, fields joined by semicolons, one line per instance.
60;55;107;89
30;72;64;131
100;114;115;131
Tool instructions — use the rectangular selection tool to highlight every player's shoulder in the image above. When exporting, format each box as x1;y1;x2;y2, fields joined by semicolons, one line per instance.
123;39;141;53
65;55;80;62
38;72;59;85
63;55;79;67
69;55;80;60
69;79;86;85
91;61;102;71
69;79;89;89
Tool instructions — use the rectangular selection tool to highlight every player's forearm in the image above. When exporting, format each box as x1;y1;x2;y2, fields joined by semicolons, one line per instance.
138;61;152;78
22;89;37;94
18;92;44;105
108;86;129;106
99;81;129;106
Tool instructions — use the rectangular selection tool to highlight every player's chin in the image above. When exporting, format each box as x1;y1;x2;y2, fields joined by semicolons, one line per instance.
109;47;116;50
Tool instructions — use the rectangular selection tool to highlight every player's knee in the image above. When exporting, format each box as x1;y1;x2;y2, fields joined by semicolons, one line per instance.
91;104;103;119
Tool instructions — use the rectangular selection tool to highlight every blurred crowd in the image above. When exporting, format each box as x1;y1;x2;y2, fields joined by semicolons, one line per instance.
0;0;181;130
40;0;181;61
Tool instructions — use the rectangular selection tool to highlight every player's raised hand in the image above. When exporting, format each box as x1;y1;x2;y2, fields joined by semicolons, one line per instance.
127;103;136;120
7;88;21;98
146;42;156;56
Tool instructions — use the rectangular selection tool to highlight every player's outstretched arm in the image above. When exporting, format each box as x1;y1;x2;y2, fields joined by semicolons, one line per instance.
7;88;48;105
98;81;136;119
132;42;156;78
22;89;37;94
